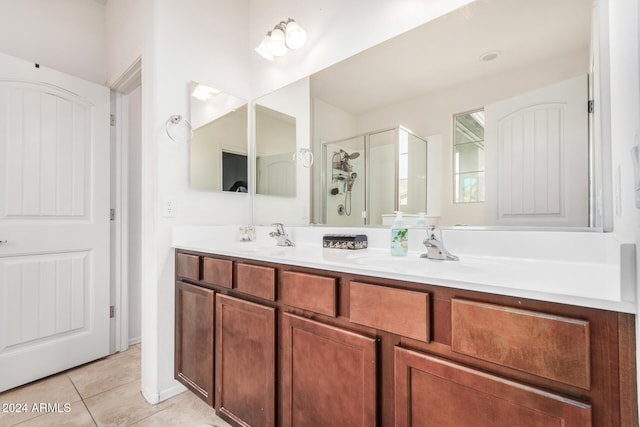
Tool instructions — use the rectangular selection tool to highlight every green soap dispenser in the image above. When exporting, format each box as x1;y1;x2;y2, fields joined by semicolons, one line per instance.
390;211;408;256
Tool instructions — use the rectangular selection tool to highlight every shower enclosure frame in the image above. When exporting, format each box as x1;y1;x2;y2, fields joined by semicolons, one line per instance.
321;126;428;225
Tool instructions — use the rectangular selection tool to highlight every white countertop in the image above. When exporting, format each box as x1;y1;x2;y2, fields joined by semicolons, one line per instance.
172;225;636;314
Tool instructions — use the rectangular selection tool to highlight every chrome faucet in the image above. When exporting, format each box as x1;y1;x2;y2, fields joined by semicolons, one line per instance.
269;223;296;247
421;226;459;261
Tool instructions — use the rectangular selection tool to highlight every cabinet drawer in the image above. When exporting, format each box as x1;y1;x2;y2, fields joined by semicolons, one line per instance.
202;257;233;289
349;281;430;342
281;271;337;317
176;253;200;281
236;263;276;301
451;298;590;389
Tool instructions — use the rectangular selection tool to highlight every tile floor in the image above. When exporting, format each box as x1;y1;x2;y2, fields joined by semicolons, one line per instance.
0;345;231;427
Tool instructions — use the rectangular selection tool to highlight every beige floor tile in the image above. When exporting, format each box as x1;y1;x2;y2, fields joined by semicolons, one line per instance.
83;380;170;427
12;400;96;427
0;375;81;426
131;392;231;427
67;350;140;399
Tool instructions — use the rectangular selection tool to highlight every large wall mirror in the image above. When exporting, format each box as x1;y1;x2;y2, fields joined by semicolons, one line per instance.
189;81;249;192
311;0;606;229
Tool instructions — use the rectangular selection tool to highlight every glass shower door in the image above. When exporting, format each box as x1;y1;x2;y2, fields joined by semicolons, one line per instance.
368;129;396;225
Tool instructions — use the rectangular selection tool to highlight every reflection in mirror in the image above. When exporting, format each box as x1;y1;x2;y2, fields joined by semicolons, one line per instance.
322;127;427;226
251;77;311;226
454;109;485;204
312;0;600;228
189;81;248;192
255;105;296;197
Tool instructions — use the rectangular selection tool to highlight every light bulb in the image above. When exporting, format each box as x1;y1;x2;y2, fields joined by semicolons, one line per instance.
285;20;307;49
255;34;274;61
268;27;288;57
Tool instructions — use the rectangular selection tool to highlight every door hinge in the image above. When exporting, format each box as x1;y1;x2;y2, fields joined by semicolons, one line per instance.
110;114;116;126
110;208;115;221
110;305;115;318
588;99;594;114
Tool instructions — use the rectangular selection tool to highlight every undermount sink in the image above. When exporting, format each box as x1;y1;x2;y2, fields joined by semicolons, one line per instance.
231;241;280;253
345;252;480;275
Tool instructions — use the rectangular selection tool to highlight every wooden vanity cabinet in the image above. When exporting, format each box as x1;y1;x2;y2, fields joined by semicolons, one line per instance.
281;313;377;427
174;250;637;427
174;280;215;406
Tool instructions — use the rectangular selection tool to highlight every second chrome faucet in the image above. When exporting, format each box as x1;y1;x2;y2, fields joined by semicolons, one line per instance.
421;226;458;261
270;223;296;247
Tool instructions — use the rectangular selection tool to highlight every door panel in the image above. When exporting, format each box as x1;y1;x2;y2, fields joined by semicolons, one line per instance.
485;74;589;226
1;252;89;350
0;52;110;392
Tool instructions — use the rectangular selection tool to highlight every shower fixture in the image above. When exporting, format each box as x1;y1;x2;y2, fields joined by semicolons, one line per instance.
341;149;360;160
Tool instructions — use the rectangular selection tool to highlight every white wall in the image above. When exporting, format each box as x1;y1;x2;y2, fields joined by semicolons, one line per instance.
0;0;107;84
138;0;252;403
105;0;144;84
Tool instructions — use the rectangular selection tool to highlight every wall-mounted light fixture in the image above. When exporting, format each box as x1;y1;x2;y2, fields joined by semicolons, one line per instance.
255;18;307;61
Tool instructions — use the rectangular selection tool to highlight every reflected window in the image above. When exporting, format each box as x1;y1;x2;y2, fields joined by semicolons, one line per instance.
454;110;485;203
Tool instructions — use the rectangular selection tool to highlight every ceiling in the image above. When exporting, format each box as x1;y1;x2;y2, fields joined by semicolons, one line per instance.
311;0;592;116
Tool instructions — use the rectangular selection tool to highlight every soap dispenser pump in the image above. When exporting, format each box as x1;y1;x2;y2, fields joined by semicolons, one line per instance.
390;211;408;256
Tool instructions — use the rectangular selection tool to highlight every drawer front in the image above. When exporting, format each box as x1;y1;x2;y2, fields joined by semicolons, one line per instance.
202;257;233;289
281;271;337;317
451;298;591;389
176;253;200;281
349;281;430;342
236;263;276;301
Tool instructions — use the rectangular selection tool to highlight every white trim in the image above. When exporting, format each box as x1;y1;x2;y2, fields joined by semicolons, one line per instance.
141;382;187;405
110;57;142;354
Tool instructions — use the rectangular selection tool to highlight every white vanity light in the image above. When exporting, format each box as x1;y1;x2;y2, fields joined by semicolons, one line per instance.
255;18;307;61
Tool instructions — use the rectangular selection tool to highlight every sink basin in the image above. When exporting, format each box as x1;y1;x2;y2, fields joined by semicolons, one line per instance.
231;242;272;252
345;252;480;275
230;241;297;258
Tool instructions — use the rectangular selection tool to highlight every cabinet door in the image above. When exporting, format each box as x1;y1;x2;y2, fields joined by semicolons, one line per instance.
216;294;275;427
394;347;592;427
282;313;377;427
175;281;214;406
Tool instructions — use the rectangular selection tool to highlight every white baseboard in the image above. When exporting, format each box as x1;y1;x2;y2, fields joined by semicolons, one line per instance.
141;381;187;405
128;336;141;346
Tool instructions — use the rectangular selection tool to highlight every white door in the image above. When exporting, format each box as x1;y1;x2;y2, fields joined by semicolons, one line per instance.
257;153;296;197
484;74;589;227
0;53;110;392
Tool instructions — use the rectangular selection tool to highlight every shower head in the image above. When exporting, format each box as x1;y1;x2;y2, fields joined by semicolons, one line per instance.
341;149;360;160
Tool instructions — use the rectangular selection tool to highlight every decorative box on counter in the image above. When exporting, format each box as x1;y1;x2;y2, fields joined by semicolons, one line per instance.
322;234;368;250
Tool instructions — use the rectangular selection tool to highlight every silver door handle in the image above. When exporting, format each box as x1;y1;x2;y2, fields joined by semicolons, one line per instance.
0;240;7;244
